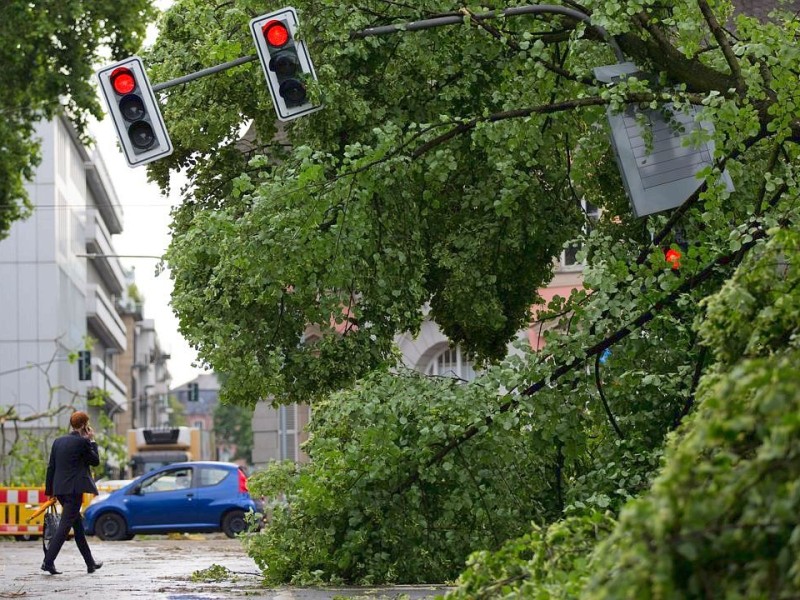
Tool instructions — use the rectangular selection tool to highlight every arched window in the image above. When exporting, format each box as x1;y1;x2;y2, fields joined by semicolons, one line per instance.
424;345;477;382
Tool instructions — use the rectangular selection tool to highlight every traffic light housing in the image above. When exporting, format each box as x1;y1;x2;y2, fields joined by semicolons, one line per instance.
78;351;92;381
96;56;173;167
250;7;322;121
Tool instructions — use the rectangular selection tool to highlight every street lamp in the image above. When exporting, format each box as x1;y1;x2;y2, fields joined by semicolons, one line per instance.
593;63;734;217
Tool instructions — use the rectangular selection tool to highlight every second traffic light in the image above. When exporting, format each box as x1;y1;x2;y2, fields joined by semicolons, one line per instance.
96;56;173;168
250;7;322;121
664;247;682;271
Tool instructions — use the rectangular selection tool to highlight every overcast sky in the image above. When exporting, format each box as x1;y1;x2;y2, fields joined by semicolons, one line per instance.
89;0;204;387
90;118;203;388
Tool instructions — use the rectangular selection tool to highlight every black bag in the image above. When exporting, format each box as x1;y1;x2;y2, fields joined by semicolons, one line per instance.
42;502;60;555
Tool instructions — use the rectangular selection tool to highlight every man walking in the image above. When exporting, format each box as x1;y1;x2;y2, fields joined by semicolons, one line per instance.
42;410;103;575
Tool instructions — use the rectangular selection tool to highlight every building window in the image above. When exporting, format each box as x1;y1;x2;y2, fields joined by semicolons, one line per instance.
424;345;477;382
193;420;204;430
560;200;599;270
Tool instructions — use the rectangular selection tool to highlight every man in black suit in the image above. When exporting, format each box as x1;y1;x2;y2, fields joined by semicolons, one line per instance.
42;410;103;575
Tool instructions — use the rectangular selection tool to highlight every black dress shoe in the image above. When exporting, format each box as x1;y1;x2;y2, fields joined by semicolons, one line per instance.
87;561;103;574
41;563;62;575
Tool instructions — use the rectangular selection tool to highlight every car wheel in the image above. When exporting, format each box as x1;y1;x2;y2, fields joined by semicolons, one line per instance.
14;534;39;542
221;510;246;538
95;513;128;541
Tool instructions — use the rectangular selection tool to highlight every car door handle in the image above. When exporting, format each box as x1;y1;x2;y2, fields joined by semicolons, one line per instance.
185;493;194;500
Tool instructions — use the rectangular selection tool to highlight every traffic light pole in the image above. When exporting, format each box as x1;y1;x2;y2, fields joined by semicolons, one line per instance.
351;5;624;62
152;54;258;93
149;4;623;93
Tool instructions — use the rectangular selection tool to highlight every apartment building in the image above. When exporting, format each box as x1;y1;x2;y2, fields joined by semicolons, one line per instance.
0;117;126;425
0;116;170;479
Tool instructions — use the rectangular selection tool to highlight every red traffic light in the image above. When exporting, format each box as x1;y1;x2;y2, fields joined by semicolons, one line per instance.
97;56;174;167
110;67;136;95
263;20;290;47
251;8;322;121
665;248;682;270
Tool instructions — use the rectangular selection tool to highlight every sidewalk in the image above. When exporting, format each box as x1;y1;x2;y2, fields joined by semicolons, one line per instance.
0;536;449;599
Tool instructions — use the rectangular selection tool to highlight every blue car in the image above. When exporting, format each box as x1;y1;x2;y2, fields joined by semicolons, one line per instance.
83;461;259;540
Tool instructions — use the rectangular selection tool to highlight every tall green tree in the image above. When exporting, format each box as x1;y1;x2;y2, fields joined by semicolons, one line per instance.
0;0;156;239
213;401;253;462
147;0;799;407
148;0;800;591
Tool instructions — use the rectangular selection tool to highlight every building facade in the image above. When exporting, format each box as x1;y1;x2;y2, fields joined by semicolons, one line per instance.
174;373;220;432
173;373;243;462
0;117;125;416
0;116;170;481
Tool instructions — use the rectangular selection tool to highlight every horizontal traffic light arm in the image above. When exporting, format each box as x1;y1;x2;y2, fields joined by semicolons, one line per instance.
350;4;624;62
147;4;623;96
151;54;258;93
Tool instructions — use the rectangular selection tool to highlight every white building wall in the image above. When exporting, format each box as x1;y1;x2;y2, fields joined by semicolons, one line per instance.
0;116;143;448
0;119;88;425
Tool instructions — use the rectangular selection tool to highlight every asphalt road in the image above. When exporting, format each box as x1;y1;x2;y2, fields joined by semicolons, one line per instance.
0;535;449;599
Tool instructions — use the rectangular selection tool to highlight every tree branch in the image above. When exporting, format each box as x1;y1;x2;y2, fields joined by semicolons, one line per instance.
459;7;594;86
619;15;734;93
393;206;788;495
595;352;624;439
696;0;746;94
410;91;714;160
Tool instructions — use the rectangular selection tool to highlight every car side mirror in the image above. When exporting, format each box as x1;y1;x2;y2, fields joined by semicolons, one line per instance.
130;484;143;495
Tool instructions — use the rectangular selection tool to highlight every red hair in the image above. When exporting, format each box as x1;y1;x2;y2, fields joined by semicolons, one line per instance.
70;411;89;430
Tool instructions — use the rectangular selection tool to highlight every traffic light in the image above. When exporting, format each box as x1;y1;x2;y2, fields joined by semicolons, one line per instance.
250;7;322;121
664;247;682;271
78;351;92;381
96;56;173;167
664;228;688;271
188;382;200;402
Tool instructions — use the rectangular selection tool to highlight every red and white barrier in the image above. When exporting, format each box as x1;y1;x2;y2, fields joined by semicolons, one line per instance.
0;487;48;537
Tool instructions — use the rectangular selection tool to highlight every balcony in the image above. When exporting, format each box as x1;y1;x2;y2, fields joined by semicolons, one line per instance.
85;209;126;295
85;150;123;234
91;356;128;414
86;283;127;351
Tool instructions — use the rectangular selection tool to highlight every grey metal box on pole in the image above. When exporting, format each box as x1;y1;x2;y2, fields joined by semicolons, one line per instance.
595;63;733;218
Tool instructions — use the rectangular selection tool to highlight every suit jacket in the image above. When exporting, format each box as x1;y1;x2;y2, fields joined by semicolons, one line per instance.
45;431;100;497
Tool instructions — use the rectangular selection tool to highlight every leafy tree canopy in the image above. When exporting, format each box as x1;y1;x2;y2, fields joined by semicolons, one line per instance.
148;0;800;592
0;0;156;239
149;0;799;406
448;229;800;599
